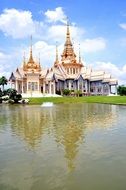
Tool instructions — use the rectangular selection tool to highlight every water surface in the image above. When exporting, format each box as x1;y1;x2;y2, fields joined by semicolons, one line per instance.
0;103;126;190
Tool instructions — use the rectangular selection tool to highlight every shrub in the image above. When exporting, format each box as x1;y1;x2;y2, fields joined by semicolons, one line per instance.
117;86;126;96
63;89;71;96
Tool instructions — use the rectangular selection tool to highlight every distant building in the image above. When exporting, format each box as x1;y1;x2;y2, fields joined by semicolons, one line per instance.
9;22;118;96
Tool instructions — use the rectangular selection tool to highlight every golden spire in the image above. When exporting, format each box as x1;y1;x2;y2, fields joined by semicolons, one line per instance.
38;53;41;71
23;52;26;70
65;18;72;47
39;53;40;63
23;52;26;63
79;44;81;63
61;18;76;62
54;42;59;66
28;35;34;63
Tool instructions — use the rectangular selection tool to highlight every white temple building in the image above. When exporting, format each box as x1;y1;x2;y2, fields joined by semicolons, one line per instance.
9;22;118;97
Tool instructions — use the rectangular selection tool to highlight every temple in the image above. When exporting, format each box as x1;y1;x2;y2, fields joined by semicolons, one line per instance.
9;21;118;96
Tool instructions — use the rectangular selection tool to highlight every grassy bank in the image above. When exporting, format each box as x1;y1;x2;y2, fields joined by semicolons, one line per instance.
28;96;126;105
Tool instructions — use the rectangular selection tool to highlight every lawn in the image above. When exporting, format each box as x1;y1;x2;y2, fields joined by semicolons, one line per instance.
28;96;126;105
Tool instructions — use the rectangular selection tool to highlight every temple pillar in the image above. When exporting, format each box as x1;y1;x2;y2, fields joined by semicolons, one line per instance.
77;81;79;90
43;82;45;94
115;85;117;95
22;81;24;93
53;82;56;94
69;68;70;74
109;85;111;94
81;82;83;93
38;80;40;93
85;80;88;93
27;82;29;92
88;81;90;94
15;80;18;92
102;85;104;95
49;82;51;94
69;81;71;90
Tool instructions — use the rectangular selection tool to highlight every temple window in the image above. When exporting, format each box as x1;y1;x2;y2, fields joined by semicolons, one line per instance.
28;82;38;91
103;84;108;93
97;86;102;93
71;81;74;88
73;68;75;74
83;81;85;88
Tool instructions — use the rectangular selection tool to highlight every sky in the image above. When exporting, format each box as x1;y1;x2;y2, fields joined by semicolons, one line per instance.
0;0;126;84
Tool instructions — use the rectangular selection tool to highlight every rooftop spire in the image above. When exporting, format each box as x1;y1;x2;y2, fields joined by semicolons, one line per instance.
28;35;34;63
67;18;70;37
79;44;81;63
38;52;40;64
23;52;26;70
54;42;59;66
65;18;72;47
56;42;59;62
38;52;41;71
23;52;26;63
61;18;76;62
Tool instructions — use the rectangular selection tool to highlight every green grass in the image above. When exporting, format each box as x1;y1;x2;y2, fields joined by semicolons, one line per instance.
28;96;126;105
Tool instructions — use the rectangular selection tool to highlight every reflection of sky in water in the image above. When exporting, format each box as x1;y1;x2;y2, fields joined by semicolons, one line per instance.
0;104;126;190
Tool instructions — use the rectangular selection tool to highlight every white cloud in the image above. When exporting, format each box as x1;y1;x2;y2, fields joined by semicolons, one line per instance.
0;8;43;38
0;52;14;77
0;7;111;83
80;38;106;53
46;24;85;44
33;41;56;68
119;23;126;30
45;7;67;23
93;61;126;84
0;7;106;54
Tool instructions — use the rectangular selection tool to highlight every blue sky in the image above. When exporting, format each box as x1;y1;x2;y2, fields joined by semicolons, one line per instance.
0;0;126;84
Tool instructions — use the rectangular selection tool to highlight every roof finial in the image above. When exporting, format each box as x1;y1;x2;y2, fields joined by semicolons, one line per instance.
56;42;59;62
38;52;41;70
54;42;59;66
29;35;34;63
79;43;81;63
67;17;70;36
30;35;33;55
23;51;26;63
23;51;26;70
38;52;40;64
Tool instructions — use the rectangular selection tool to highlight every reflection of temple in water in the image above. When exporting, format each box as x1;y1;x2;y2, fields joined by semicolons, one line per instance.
6;104;117;169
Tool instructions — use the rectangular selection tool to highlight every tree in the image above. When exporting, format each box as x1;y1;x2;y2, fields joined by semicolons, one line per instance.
6;88;22;103
75;90;82;97
117;85;126;96
0;88;2;97
63;89;71;96
0;76;8;91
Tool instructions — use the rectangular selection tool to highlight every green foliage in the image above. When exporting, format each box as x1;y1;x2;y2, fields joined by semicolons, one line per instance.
6;88;17;96
0;98;2;103
1;88;22;103
0;88;2;97
75;90;82;97
0;76;8;91
63;89;71;96
7;88;22;103
56;90;61;95
117;85;126;96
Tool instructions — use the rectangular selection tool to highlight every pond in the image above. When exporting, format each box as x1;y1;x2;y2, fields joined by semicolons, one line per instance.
0;103;126;190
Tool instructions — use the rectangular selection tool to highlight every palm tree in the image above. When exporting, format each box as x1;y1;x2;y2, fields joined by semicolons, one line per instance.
0;76;8;91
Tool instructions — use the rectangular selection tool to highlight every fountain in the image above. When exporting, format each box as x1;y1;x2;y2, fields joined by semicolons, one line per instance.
41;102;54;107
